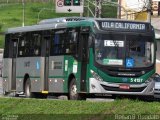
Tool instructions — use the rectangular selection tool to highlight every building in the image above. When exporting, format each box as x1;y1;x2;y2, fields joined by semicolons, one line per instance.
152;0;160;16
118;0;160;19
118;0;148;20
118;0;160;39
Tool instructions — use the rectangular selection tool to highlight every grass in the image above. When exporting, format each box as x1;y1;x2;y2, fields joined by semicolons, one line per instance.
0;2;78;29
0;2;78;48
0;98;160;120
0;2;118;48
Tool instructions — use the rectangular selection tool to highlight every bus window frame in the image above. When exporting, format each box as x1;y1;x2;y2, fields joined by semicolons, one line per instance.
17;32;42;57
50;28;80;56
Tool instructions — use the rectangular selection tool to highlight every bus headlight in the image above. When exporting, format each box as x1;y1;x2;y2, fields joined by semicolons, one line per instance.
90;70;103;82
145;77;153;84
145;73;159;84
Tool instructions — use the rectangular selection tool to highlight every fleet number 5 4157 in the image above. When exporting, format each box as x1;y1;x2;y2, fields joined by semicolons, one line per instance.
130;78;143;83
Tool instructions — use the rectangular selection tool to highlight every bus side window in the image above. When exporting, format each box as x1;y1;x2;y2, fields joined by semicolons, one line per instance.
66;28;78;54
17;32;42;57
50;28;78;56
4;34;10;58
54;34;60;54
50;35;54;56
18;33;31;57
18;35;25;57
50;29;66;55
88;35;94;48
32;34;41;56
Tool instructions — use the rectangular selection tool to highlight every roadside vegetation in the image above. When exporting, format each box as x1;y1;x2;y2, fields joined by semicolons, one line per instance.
0;98;160;120
0;1;117;48
0;2;78;48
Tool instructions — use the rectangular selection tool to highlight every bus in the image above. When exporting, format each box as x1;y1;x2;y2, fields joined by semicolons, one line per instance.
2;17;158;99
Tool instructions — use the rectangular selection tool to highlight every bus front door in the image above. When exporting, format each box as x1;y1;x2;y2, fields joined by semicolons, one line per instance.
79;33;89;92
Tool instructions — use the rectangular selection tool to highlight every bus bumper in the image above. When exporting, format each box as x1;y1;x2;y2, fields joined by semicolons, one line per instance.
89;78;155;96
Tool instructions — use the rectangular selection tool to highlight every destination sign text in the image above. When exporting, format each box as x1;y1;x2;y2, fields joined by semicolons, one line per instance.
98;21;148;31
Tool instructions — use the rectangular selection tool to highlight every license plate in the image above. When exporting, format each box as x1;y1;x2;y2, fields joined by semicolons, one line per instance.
119;84;130;89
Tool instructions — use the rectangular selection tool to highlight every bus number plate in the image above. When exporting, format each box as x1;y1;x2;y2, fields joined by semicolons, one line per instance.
119;84;130;90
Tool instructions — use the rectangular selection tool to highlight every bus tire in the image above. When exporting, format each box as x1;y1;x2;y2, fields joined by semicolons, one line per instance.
14;94;19;97
24;79;34;98
69;78;80;100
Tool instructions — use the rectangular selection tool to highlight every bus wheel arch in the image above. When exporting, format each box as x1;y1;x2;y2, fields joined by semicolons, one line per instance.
23;74;29;91
23;74;33;98
68;74;75;88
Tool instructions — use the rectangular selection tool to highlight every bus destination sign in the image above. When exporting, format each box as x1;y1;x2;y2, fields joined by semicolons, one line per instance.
98;21;149;31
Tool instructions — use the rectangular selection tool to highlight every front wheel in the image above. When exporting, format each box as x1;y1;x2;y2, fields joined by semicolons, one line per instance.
69;78;79;100
68;78;86;100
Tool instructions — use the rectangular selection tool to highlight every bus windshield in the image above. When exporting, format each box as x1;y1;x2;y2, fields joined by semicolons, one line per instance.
95;33;154;68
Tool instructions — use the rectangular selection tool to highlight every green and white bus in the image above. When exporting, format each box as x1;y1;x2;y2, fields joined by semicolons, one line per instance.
3;17;157;99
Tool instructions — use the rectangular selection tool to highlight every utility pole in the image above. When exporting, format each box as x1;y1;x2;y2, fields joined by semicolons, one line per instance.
117;0;121;19
22;0;25;27
95;0;102;18
147;0;152;23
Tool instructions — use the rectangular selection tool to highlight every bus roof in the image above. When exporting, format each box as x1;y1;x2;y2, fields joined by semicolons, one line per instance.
6;17;151;34
38;17;150;25
6;22;67;34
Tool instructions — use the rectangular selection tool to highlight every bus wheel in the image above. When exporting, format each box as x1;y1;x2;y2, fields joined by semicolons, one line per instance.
25;79;34;98
69;78;79;100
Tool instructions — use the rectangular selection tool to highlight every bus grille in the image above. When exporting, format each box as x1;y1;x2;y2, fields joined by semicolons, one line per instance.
101;84;146;92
